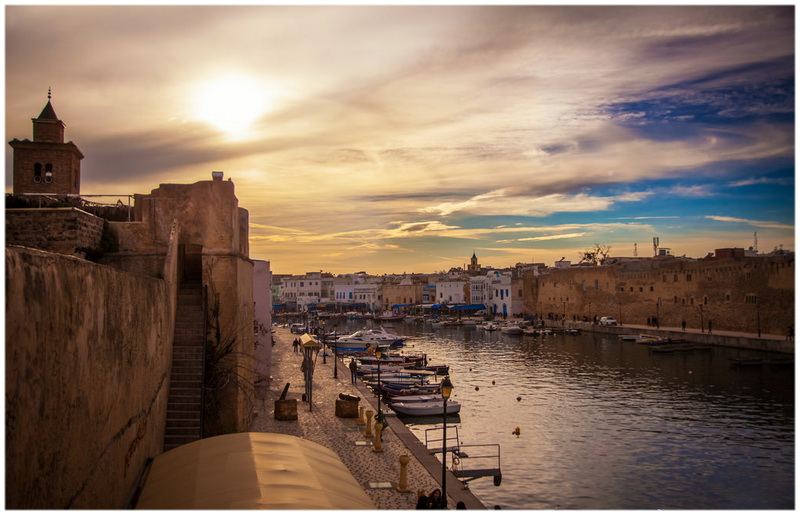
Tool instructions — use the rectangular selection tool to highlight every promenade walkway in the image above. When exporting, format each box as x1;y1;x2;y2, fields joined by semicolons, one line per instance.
250;327;486;509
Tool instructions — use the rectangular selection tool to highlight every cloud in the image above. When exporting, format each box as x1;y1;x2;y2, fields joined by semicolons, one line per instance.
705;216;793;230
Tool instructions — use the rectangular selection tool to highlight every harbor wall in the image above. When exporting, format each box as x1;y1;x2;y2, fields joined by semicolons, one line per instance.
582;324;793;354
5;246;175;508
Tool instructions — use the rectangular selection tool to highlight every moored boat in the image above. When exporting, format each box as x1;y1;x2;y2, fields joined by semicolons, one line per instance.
391;400;461;416
335;326;405;350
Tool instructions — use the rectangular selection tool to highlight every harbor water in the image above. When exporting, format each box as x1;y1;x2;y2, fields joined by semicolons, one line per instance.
347;320;794;510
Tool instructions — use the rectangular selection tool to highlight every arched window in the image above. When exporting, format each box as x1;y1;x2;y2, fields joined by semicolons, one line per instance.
33;163;42;182
44;163;53;183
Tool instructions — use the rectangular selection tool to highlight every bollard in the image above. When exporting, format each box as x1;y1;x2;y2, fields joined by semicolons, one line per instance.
396;454;411;492
364;410;374;437
372;422;384;452
356;406;366;426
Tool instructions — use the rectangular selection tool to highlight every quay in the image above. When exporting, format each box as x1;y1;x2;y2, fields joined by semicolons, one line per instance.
549;320;794;354
250;327;487;509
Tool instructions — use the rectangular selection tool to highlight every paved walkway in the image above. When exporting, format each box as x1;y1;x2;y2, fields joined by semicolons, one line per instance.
250;327;486;509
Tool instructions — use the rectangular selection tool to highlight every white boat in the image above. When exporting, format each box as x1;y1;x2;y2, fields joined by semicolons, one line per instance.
335;326;405;350
391;400;461;416
500;323;524;335
477;322;499;331
387;394;440;403
376;310;406;321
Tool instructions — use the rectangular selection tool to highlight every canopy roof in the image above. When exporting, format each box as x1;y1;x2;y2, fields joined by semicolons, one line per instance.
135;432;375;510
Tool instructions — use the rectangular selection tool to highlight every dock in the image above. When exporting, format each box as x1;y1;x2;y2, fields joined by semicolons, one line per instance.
251;327;487;509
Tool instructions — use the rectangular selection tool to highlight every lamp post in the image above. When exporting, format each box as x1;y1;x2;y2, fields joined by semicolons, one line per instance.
375;349;383;420
333;324;339;378
440;375;454;509
322;320;327;364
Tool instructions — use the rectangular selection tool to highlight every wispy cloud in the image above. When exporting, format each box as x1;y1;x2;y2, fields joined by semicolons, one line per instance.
705;216;793;230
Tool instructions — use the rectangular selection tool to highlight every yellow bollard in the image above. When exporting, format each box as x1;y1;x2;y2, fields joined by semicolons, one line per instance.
364;410;374;437
372;422;384;452
356;406;366;426
396;455;411;492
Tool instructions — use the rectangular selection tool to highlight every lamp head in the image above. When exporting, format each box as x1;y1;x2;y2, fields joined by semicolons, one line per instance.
375;349;382;359
440;376;454;399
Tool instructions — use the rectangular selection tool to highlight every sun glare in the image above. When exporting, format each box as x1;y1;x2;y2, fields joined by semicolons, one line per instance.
190;75;270;139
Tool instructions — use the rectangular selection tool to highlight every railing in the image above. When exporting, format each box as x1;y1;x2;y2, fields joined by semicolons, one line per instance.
7;193;135;221
424;426;502;486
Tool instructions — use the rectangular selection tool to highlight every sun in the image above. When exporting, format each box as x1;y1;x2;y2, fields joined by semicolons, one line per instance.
190;75;270;139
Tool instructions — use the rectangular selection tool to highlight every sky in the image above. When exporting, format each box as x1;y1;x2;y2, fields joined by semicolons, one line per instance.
5;4;795;275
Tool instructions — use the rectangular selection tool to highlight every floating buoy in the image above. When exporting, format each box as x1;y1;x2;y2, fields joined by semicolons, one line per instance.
475;386;480;391
469;368;473;372
512;427;521;436
516;396;522;402
492;380;496;385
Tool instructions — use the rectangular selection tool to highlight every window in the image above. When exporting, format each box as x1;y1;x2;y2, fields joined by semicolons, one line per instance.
686;274;692;281
33;163;42;182
44;163;53;183
745;294;758;305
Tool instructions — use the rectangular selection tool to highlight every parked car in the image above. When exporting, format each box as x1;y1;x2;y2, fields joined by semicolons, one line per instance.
290;323;307;334
599;316;617;326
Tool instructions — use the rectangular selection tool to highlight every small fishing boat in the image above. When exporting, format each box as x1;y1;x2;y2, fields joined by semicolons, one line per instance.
387;394;440;403
500;323;524;335
376;310;406;321
477;322;499;331
391;400;461;416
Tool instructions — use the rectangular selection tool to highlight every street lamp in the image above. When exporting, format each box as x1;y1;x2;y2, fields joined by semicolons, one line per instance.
375;349;383;420
440;375;454;509
333;324;339;378
322;320;327;364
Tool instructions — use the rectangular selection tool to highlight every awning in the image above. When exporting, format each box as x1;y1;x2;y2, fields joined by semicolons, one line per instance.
391;304;409;308
452;304;486;310
135;432;376;510
431;304;444;309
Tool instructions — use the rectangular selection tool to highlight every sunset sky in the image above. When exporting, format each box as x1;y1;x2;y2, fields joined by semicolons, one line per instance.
5;5;795;275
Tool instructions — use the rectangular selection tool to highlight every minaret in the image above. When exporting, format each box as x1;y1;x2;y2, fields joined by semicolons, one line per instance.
468;251;480;272
10;89;84;195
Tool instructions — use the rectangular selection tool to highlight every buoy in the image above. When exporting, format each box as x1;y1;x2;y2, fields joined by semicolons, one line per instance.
512;427;521;436
475;386;480;391
492;380;496;385
516;396;522;402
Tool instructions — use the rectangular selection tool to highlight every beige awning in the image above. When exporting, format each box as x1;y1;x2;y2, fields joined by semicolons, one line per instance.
135;432;375;510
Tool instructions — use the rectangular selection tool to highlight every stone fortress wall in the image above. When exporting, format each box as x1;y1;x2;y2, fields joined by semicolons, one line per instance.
527;255;794;336
5;241;178;508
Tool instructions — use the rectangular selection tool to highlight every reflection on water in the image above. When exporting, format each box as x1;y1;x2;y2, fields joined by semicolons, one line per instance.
362;322;793;509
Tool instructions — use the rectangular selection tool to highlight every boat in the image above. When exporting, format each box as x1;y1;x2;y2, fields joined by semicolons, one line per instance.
391;400;461;416
387;394;441;403
477;322;499;331
636;334;671;345
376;310;406;321
618;334;639;341
334;326;405;350
500;323;524;335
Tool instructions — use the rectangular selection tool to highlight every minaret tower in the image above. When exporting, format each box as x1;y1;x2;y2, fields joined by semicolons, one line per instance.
10;89;84;195
468;251;480;273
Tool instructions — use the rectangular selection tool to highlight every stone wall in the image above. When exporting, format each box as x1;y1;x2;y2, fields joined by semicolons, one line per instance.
5;246;175;508
526;255;794;335
6;207;104;257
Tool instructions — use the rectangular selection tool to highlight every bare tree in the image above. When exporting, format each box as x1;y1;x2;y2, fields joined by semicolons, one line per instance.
578;244;611;265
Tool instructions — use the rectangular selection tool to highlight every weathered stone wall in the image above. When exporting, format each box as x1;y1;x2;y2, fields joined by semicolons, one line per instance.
6;207;104;257
5;246;174;509
527;256;794;335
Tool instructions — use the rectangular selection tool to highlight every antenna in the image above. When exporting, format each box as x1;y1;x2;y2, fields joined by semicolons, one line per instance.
754;231;758;253
653;237;659;257
633;243;638;257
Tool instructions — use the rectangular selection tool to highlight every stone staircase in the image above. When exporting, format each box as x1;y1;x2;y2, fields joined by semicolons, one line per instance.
163;282;205;451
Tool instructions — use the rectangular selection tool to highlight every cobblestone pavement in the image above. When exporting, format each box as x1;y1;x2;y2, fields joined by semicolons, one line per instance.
250;328;484;509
